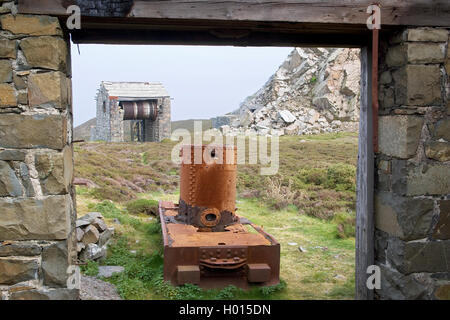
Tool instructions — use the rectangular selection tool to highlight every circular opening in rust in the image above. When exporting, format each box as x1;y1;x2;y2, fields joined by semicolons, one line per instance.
200;208;221;227
205;213;217;222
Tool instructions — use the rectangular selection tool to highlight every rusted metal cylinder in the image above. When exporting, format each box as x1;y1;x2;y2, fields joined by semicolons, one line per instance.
178;144;238;231
122;100;158;121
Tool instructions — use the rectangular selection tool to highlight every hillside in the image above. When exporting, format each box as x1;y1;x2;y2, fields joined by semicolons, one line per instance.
74;118;96;141
218;48;361;136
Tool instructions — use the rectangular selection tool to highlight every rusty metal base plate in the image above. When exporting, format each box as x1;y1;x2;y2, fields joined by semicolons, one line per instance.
159;201;280;289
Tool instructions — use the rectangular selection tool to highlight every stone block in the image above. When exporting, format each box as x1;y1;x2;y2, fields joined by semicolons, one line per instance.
0;60;12;83
42;241;69;287
13;73;27;90
92;218;107;232
0;114;67;150
433;200;450;240
35;147;73;195
376;264;429;300
0;241;42;257
20;37;67;72
0;195;72;240
76;228;84;242
433;118;450;141
387;238;450;274
407;28;449;42
28;71;69;108
17;91;27;105
375;192;434;240
404;164;450;196
0;150;26;161
407;43;446;64
0;257;38;285
10;288;79;300
386;44;406;67
378;116;423;159
0;39;16;58
82;225;100;245
393;65;442;106
0;160;22;197
434;284;450;300
0;83;17;107
0;14;63;36
425;141;450;162
98;227;114;247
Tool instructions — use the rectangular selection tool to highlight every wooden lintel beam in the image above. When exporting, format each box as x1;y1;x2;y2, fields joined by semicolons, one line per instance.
18;0;450;28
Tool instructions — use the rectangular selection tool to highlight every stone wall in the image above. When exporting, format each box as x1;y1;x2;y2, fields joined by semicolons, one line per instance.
0;1;78;300
375;27;450;300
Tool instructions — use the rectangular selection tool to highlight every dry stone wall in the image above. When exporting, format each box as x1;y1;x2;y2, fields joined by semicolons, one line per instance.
375;27;450;300
0;1;78;300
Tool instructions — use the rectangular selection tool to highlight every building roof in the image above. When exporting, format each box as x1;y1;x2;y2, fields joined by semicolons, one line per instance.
101;81;169;100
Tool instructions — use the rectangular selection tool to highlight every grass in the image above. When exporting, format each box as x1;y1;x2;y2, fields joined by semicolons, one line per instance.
74;132;358;300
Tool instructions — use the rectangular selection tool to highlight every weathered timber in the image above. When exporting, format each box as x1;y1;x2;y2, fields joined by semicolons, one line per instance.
18;0;450;27
356;46;374;300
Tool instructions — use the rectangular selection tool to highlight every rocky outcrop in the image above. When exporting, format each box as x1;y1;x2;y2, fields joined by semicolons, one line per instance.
218;48;361;136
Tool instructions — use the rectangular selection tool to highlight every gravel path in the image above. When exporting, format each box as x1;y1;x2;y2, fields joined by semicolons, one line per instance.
80;275;123;300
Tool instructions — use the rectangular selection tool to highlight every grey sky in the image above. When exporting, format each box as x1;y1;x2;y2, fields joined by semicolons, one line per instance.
71;44;293;127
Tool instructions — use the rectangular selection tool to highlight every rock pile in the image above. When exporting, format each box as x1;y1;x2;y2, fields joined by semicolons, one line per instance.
75;212;114;262
214;48;361;136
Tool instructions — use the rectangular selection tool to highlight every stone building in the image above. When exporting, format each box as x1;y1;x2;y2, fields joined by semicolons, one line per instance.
0;0;449;301
92;81;171;142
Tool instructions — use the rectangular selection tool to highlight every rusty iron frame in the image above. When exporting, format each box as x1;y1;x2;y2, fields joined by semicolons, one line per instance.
159;201;280;289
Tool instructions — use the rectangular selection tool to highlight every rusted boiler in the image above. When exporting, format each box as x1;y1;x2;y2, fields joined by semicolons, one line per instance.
159;144;280;289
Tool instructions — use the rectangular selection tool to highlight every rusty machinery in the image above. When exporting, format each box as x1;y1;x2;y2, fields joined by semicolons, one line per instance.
159;145;280;289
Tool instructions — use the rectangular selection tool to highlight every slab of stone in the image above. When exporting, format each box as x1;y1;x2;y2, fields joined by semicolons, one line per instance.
76;219;90;228
0;241;41;257
20;37;67;72
378;116;423;159
98;228;114;247
76;227;84;242
377;263;429;300
0;60;12;83
0;195;71;241
434;118;450;141
0;83;17;107
10;288;79;300
407;43;446;64
0;114;67;150
0;14;63;36
92;218;107;232
387;239;450;274
278;110;296;123
407;28;449;42
0;150;26;161
42;241;69;287
425;141;450;162
35;147;72;195
393;65;442;106
0;39;16;58
82;225;100;245
97;266;124;278
404;164;450;196
13;73;27;90
0;160;22;197
0;257;39;285
28;71;69;108
80;243;105;261
78;212;104;224
433;200;450;240
375;192;434;240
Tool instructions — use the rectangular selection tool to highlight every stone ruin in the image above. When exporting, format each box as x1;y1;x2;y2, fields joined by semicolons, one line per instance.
91;81;171;142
